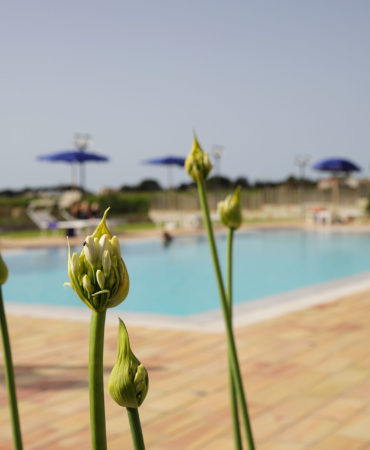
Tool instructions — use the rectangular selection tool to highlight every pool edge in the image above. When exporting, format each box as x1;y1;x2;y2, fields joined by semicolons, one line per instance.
5;271;370;333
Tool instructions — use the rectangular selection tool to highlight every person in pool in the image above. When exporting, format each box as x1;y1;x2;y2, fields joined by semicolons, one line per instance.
162;231;173;246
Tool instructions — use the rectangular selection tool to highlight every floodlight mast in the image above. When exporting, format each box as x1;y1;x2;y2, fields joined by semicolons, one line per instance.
294;155;311;218
74;133;92;152
211;145;224;209
74;133;93;190
212;145;224;176
294;155;311;181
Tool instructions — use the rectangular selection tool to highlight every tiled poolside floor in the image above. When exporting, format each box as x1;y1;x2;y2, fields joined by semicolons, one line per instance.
1;290;370;449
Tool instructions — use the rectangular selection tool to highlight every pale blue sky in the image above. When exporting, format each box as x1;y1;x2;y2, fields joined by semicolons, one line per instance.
1;1;370;191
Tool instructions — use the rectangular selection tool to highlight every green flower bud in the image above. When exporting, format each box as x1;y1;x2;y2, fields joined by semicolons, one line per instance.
84;236;99;267
98;234;111;259
109;318;149;408
217;186;243;230
102;250;111;278
96;270;105;290
71;253;80;276
66;208;130;312
0;253;8;285
185;132;213;182
111;236;121;258
94;237;100;255
82;274;94;295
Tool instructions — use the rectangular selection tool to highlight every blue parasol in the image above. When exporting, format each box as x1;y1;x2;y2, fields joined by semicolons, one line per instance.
313;158;361;173
38;150;109;188
143;156;185;167
313;158;361;219
38;150;108;163
143;156;186;189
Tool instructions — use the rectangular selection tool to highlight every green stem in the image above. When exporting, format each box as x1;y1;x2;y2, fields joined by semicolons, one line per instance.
89;310;107;450
198;181;255;450
227;228;234;312
0;286;23;450
127;407;145;450
227;228;242;450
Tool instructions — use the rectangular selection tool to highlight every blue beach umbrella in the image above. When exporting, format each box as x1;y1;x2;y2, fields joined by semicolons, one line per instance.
313;158;361;216
38;150;109;189
313;158;361;173
144;156;185;167
143;156;186;189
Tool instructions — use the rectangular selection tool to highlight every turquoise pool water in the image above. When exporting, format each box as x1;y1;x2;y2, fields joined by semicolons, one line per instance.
3;229;370;316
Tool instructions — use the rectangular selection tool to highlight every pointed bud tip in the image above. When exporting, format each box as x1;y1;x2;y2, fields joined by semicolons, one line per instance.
109;318;148;408
218;186;243;230
185;132;213;183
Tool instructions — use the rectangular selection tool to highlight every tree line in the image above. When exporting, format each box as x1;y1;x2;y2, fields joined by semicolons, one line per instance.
0;175;317;198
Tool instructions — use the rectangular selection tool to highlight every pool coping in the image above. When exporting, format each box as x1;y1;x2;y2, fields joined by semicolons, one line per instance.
5;271;370;333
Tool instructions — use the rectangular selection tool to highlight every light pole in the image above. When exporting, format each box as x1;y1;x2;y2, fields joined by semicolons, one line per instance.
212;146;224;209
74;133;93;190
212;146;224;177
294;155;310;181
294;155;311;218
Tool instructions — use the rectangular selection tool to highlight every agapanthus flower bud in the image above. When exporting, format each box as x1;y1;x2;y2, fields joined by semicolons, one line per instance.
217;186;243;230
82;274;94;295
71;253;80;276
109;318;149;408
84;236;99;267
66;208;129;312
111;236;121;258
0;252;8;285
102;250;111;278
98;234;111;259
96;270;105;290
185;132;213;182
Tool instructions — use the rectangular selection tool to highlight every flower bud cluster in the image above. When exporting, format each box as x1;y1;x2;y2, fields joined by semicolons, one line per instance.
109;318;149;408
66;209;129;312
185;133;213;183
218;186;243;230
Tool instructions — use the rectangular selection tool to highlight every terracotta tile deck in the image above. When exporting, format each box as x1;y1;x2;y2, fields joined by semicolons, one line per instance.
1;290;370;449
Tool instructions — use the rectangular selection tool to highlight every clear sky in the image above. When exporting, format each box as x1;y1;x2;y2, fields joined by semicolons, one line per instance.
1;0;370;192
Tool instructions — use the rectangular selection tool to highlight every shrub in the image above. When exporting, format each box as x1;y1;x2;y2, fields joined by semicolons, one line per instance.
87;193;150;216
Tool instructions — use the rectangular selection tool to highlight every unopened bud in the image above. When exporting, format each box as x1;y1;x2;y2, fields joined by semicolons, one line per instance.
185;132;213;183
217;186;242;230
102;250;111;277
96;270;105;290
82;274;94;295
111;236;121;258
71;253;79;276
99;234;111;259
84;236;99;267
66;208;129;312
109;318;149;408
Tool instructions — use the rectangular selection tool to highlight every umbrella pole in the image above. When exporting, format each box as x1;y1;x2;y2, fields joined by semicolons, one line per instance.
332;177;339;221
167;166;173;190
79;162;85;191
167;166;175;210
71;163;78;188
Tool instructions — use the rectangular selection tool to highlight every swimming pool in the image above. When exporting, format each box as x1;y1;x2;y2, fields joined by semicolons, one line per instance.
3;229;370;316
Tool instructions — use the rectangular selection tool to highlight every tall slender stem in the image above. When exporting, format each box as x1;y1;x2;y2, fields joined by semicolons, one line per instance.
89;310;107;450
0;286;23;450
127;407;145;450
198;181;255;450
227;228;242;450
227;228;234;311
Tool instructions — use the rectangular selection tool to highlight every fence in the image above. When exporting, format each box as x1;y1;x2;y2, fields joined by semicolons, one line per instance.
149;184;370;211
